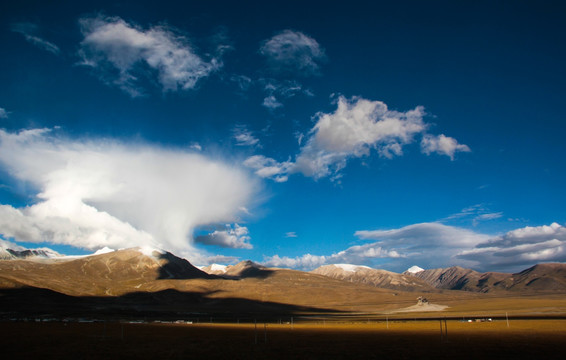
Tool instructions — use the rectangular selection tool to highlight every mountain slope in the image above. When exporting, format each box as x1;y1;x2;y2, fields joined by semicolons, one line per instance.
311;264;436;292
0;248;213;296
0;248;424;316
0;247;62;260
507;263;566;291
406;263;566;293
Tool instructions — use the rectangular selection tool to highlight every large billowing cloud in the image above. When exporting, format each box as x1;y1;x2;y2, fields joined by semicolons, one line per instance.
245;96;470;182
260;30;326;76
0;128;257;262
78;15;222;97
457;223;566;271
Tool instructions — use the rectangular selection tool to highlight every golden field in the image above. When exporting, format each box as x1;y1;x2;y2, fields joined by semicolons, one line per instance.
1;319;565;359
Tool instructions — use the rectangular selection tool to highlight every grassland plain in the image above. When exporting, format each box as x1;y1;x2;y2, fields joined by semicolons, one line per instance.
1;319;565;359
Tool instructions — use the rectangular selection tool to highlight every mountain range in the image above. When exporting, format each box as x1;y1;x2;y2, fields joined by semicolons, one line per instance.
310;263;566;293
1;246;566;320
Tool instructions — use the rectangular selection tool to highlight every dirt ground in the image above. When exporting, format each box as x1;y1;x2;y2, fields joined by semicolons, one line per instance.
0;319;565;359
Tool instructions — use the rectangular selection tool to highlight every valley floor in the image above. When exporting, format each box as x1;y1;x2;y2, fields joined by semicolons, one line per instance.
1;319;565;359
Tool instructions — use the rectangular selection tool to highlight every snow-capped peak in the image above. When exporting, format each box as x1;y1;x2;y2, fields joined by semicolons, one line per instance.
137;246;165;258
406;265;425;274
93;247;115;255
209;264;227;273
333;264;371;272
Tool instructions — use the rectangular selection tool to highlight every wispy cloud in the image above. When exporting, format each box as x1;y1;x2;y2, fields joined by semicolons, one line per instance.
11;22;60;55
78;15;223;97
259;30;326;76
441;204;503;226
0;108;8;119
259;78;313;110
245;96;470;182
233;125;260;147
262;95;283;109
195;224;252;249
243;155;293;183
285;232;298;238
0;128;257;263
230;75;252;92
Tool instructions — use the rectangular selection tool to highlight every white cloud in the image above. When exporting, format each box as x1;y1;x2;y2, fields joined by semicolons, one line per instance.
11;22;60;55
194;224;252;249
264;222;488;271
421;134;470;160
457;222;566;271
0;108;8;119
353;222;487;270
265;221;566;272
233;125;260;147
78;15;221;96
0;128;257;262
243;155;293;183
294;96;428;179
285;232;298;238
204;254;240;265
260;30;326;76
246;96;468;182
262;95;283;109
263;254;327;269
189;143;202;151
263;243;402;271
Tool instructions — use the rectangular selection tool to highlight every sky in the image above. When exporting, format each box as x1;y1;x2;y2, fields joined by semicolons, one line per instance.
0;0;565;273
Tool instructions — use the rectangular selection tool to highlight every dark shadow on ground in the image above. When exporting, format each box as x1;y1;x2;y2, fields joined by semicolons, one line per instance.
0;286;341;321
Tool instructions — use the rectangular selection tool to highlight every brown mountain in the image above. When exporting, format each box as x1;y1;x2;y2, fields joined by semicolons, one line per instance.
202;260;272;279
0;248;421;318
0;247;62;260
2;248;566;321
505;263;566;291
406;263;566;293
311;264;436;292
0;248;212;296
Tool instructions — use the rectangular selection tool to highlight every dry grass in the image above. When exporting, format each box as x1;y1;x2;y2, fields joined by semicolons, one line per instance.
1;319;565;359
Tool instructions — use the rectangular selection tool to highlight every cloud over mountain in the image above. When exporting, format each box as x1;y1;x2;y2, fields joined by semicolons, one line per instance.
0;128;257;262
264;222;566;272
457;222;566;271
264;222;486;271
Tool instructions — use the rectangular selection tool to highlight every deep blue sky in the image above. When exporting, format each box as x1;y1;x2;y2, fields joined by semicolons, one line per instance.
0;0;565;272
